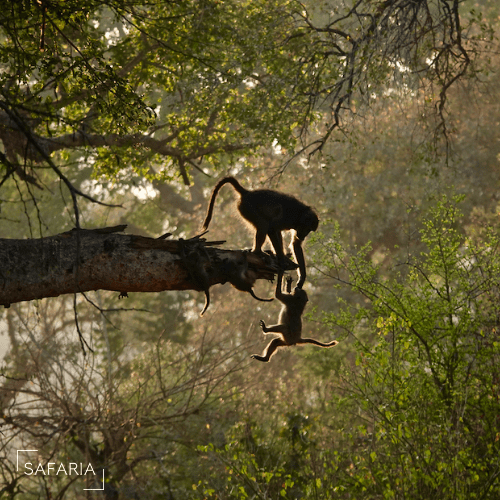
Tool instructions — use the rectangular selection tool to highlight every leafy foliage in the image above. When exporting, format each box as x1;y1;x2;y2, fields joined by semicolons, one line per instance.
312;197;500;498
181;197;500;499
0;0;493;200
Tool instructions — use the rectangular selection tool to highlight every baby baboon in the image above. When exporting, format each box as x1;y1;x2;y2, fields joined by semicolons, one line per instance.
202;177;318;288
221;251;273;302
251;272;338;362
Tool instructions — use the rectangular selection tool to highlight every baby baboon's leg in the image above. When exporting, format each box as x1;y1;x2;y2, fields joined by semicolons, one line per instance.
251;337;287;362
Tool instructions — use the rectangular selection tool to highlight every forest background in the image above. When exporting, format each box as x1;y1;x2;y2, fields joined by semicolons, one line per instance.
1;0;500;498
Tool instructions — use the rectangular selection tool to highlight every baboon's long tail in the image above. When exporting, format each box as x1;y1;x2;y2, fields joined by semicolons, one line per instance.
249;290;274;302
199;291;210;316
202;177;247;230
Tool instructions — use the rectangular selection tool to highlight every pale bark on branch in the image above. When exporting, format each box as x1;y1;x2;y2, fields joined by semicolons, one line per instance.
0;226;284;308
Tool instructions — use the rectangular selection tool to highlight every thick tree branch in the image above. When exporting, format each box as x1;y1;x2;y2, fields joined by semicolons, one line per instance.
44;131;252;160
0;226;290;308
0;109;252;166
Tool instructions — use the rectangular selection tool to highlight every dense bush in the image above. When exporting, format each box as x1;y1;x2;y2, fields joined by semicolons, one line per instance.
191;198;500;499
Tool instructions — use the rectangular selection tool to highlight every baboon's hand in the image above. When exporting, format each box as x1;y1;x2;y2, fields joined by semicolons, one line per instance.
259;320;268;333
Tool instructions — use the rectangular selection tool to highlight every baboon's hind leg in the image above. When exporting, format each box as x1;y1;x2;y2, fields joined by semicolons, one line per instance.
251;337;287;362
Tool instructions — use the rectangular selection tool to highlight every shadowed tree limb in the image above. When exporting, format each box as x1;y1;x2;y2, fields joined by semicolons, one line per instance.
0;226;294;309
